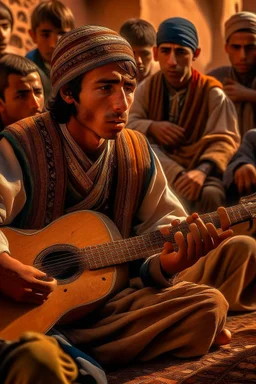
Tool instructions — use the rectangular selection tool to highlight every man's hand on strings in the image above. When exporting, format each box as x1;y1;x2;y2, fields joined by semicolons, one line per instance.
160;209;233;276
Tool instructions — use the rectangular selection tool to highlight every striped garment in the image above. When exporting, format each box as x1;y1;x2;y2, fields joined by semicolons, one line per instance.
0;112;155;238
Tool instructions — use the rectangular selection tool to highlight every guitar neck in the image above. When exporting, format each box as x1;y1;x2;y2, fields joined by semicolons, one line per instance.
86;202;251;270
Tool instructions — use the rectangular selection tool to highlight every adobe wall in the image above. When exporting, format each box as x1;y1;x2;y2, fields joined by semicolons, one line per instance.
139;0;242;72
2;0;41;56
243;0;256;12
3;0;252;74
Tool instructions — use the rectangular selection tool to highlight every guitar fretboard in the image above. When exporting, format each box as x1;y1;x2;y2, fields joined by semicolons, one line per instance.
82;203;251;270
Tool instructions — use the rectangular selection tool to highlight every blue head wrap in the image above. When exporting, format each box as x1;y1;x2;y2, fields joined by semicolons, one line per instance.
156;17;199;52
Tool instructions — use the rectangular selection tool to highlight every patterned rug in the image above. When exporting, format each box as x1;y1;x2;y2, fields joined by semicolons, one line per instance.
107;312;256;384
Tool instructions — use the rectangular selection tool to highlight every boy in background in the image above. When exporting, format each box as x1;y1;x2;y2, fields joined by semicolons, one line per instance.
120;18;159;82
26;0;75;102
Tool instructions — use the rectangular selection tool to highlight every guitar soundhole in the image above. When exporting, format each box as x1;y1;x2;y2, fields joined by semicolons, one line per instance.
34;244;83;285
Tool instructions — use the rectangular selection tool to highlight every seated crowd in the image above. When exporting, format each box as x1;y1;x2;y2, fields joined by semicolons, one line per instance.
0;1;255;383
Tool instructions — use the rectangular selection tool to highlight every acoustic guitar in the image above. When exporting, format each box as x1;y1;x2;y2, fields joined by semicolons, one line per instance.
0;194;255;341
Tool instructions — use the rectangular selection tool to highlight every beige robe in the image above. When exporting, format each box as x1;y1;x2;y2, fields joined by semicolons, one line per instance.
128;74;241;213
208;66;256;137
128;78;240;184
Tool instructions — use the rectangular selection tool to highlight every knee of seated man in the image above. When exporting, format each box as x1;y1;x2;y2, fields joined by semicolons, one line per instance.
203;285;228;308
196;285;229;322
201;184;226;203
222;235;256;262
180;281;229;324
10;332;78;382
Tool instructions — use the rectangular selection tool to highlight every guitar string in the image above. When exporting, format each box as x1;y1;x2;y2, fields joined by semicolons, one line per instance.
29;206;251;275
30;206;250;273
32;236;170;273
31;216;211;272
31;221;193;272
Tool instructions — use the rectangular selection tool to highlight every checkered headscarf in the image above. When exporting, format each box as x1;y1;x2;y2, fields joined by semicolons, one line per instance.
51;25;136;96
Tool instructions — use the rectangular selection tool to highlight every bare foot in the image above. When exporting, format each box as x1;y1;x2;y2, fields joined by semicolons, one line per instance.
214;328;232;346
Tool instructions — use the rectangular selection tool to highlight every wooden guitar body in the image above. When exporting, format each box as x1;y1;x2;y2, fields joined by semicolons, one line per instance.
0;211;128;341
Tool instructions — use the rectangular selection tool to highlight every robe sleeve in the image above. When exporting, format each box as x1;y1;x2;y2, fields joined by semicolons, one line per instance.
133;151;187;236
197;87;240;173
128;79;153;135
133;152;188;288
0;138;26;253
150;144;185;184
0;231;9;255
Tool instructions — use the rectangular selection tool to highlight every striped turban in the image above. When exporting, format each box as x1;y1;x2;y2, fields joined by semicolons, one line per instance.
50;25;136;96
225;12;256;41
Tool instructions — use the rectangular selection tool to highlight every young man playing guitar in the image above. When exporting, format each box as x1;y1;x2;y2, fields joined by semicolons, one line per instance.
0;25;255;383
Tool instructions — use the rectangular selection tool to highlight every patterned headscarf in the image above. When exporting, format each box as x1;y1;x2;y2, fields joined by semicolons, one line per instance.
225;12;256;41
156;17;199;52
50;25;136;96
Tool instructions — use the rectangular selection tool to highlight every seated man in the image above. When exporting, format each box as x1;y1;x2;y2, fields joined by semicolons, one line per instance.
224;128;256;205
128;17;240;214
0;25;255;381
26;0;75;102
208;11;256;137
0;1;13;57
120;18;159;82
0;54;44;131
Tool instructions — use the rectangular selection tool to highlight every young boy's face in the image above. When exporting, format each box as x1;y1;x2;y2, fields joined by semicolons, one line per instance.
131;45;154;82
30;21;71;63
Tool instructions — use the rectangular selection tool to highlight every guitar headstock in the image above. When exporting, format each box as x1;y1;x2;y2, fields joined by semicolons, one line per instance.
239;193;256;219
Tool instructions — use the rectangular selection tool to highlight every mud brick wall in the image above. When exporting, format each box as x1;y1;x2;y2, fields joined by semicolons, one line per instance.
3;0;40;56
